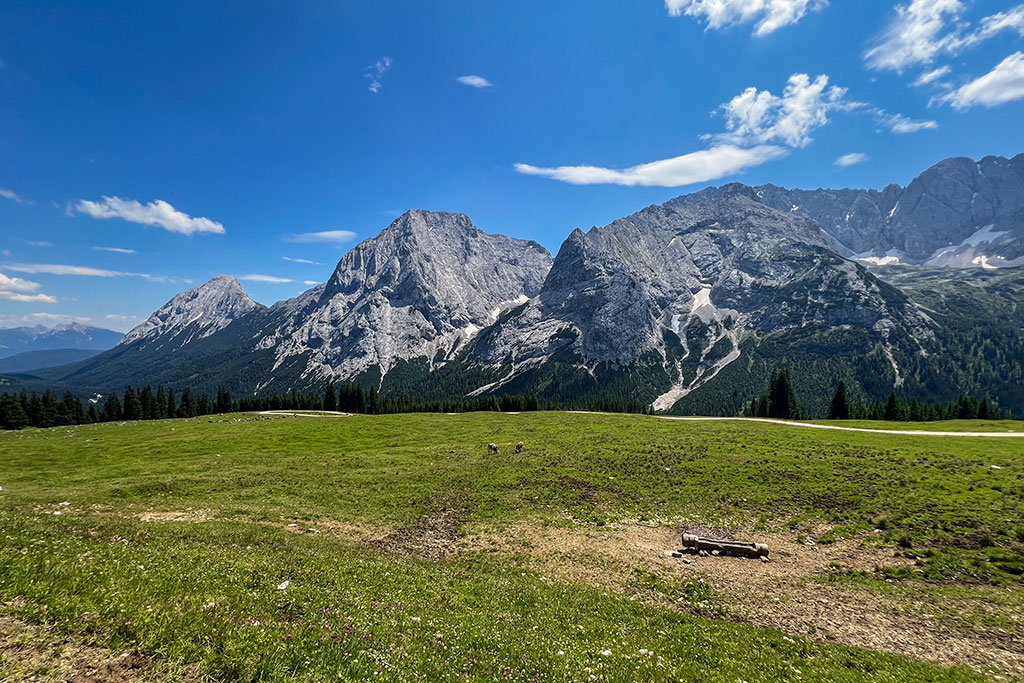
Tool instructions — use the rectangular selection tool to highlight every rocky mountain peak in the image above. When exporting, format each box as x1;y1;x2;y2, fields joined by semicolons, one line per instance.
120;275;262;346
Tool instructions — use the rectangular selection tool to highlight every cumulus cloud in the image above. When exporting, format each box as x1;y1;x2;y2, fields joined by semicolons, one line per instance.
878;112;939;134
515;145;788;187
937;52;1024;109
366;57;392;93
282;256;322;265
238;274;293;283
0;187;23;203
0;271;57;303
865;1;1024;73
835;153;869;167
516;72;855;188
93;246;137;254
456;75;493;88
714;73;854;148
287;230;357;244
665;0;827;36
74;196;225;235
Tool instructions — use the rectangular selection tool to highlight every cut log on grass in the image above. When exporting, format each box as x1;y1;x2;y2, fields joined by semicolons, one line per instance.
682;533;769;558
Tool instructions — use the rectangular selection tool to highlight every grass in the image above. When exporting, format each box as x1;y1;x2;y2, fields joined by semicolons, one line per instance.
1;411;1021;681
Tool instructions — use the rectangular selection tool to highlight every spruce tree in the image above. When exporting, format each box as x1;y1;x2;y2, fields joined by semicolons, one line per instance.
979;399;990;420
828;381;849;420
166;388;176;419
87;402;99;424
884;392;900;421
141;385;155;420
40;390;59;427
104;392;122;422
768;369;801;420
0;393;29;430
155;386;167;419
123;386;143;420
323;381;337;412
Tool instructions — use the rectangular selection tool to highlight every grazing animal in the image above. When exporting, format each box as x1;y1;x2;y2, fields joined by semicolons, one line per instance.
487;443;499;454
515;441;524;453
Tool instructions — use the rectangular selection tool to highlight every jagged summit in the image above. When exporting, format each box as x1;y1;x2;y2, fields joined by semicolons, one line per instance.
120;275;262;346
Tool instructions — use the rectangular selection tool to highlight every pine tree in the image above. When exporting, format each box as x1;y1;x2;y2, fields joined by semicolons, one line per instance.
40;390;60;427
828;381;849;420
768;369;801;420
0;393;29;430
155;386;167;419
166;388;176;419
884;392;900;421
87;402;99;424
178;387;196;418
104;393;122;422
323;381;337;412
141;386;155;420
123;386;143;420
979;399;990;420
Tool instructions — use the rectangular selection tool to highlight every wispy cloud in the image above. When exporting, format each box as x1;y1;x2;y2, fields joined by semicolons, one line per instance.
74;196;225;235
665;0;827;36
282;256;322;265
516;72;850;188
835;153;869;167
456;75;493;88
287;230;357;244
238;274;293;284
937;52;1024;110
26;312;90;324
865;1;1024;74
914;65;951;87
104;314;144;331
94;246;137;254
0;271;57;303
27;241;52;247
3;262;173;282
0;188;24;203
303;280;320;286
366;57;392;93
876;111;938;134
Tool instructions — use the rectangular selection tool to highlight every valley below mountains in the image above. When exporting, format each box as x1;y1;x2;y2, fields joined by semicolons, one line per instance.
19;154;1024;417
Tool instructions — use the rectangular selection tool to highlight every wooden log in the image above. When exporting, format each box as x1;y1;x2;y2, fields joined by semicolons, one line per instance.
681;533;769;557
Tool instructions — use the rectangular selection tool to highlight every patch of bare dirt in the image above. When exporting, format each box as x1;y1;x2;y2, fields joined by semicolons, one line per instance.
462;523;1023;677
138;510;211;523
0;607;198;682
374;505;468;561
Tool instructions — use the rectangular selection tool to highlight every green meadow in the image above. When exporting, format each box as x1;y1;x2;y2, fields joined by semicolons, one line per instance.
0;412;1021;681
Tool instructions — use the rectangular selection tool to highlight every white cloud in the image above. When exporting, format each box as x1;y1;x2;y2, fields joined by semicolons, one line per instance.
516;72;856;188
515;144;788;187
938;52;1024;110
93;246;136;254
0;187;23;203
835;153;869;167
366;57;392;93
456;75;493;88
879;112;938;134
914;65;952;86
27;241;52;247
715;73;853;148
74;196;225;235
287;230;357;244
27;312;90;324
665;0;827;36
2;262;171;282
0;271;57;303
303;280;319;286
282;256;322;265
239;274;293;284
104;314;144;331
865;1;1024;73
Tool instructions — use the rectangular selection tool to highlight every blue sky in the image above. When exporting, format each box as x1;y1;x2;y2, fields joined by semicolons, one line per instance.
2;0;1024;332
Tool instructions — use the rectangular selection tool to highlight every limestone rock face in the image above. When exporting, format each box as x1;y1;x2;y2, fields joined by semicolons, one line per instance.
251;210;554;380
120;275;262;347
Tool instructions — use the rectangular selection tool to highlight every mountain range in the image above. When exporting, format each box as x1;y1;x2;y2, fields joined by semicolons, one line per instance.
0;323;122;360
21;154;1024;417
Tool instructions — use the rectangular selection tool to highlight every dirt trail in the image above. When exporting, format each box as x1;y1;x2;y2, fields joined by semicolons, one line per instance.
653;415;1024;438
463;524;1023;677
